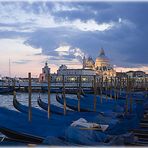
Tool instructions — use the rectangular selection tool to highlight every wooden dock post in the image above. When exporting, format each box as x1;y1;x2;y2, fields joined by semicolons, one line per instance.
100;77;103;104
78;75;81;112
119;77;122;96
114;77;117;101
93;75;97;112
105;77;108;101
62;75;66;115
48;74;51;119
13;78;16;91
110;77;113;99
129;78;133;113
145;77;147;98
96;78;99;97
125;77;129;114
28;72;32;122
116;77;119;100
77;91;80;112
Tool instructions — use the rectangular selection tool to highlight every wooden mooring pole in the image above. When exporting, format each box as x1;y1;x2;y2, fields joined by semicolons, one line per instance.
93;75;97;112
28;72;32;122
13;78;16;91
110;77;113;99
100;77;103;104
114;77;117;101
116;77;119;100
119;77;122;96
105;77;108;101
129;78;133;113
125;77;129;114
145;77;147;98
62;75;66;115
48;74;51;119
78;75;81;112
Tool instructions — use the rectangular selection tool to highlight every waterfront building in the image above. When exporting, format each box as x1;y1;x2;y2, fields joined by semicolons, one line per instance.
39;48;116;83
55;64;96;83
39;62;50;82
126;71;146;78
83;48;116;77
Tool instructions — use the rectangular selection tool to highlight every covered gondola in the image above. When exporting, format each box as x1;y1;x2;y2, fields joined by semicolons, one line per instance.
102;90;146;100
0;87;14;94
56;95;125;117
0;126;44;144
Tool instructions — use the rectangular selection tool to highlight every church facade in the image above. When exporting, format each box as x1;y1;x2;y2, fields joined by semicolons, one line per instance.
39;62;50;82
39;48;116;83
82;48;116;77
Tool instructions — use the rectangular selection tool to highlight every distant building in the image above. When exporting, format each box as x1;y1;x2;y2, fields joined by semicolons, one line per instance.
83;48;116;77
116;71;147;79
39;48;116;82
55;64;95;83
116;72;127;78
126;71;146;78
57;65;95;76
39;62;50;82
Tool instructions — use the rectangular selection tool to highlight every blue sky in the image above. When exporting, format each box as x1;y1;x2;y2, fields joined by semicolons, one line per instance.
0;1;148;77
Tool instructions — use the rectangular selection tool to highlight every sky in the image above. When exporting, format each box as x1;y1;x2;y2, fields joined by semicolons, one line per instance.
0;1;148;77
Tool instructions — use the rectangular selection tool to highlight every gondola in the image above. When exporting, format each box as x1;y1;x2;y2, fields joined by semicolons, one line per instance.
13;97;47;118
56;95;91;112
102;90;146;100
56;95;124;115
0;87;14;94
79;94;126;106
37;98;124;130
0;106;120;145
0;126;44;144
41;86;62;93
13;97;105;124
37;98;69;115
13;97;73;118
14;97;75;118
37;98;98;117
0;107;79;145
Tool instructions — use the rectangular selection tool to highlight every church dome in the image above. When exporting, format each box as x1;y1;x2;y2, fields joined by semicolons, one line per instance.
95;48;109;68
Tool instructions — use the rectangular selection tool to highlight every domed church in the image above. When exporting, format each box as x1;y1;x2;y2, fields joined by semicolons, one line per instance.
83;48;116;77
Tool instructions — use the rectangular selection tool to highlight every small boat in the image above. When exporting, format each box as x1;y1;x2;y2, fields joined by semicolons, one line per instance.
56;95;124;115
0;87;14;94
0;126;44;144
14;96;76;118
56;95;91;112
38;98;99;116
13;97;47;118
37;98;70;115
0;107;79;145
14;97;103;125
37;98;124;132
103;90;146;100
41;86;62;93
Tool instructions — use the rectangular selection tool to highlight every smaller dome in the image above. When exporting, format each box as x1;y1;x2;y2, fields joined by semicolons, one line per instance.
87;56;95;65
59;64;67;70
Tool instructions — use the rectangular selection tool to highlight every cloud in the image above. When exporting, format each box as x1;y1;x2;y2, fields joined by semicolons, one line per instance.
0;1;148;75
13;59;32;64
